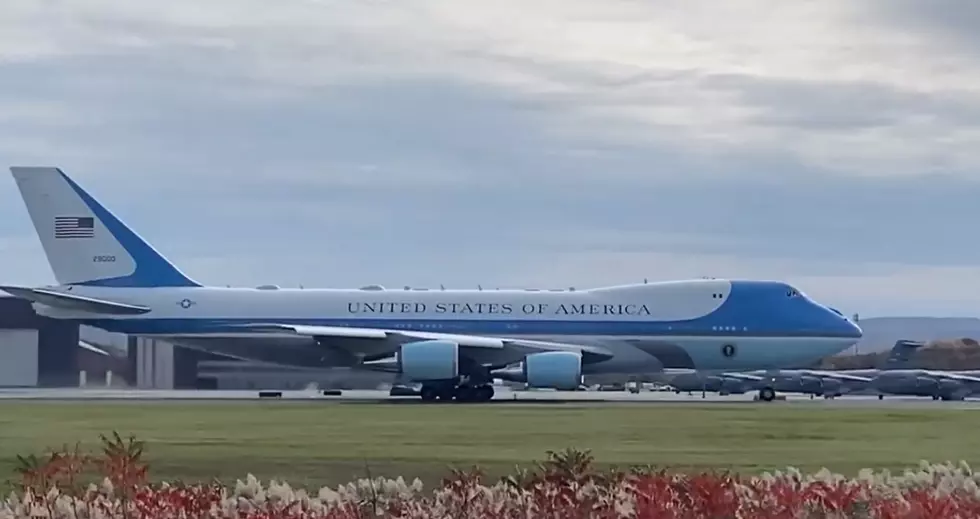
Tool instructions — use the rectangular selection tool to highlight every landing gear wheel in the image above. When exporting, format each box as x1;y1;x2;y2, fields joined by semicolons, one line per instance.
437;386;455;401
758;387;776;402
474;384;494;402
454;386;474;402
420;386;438;402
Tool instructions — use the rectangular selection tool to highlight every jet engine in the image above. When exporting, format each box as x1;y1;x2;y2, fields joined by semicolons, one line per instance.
717;377;748;394
798;376;824;393
938;379;966;399
915;376;940;392
523;351;583;390
398;340;459;381
820;378;843;396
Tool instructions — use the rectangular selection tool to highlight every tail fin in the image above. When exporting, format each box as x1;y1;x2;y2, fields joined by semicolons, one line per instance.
9;166;201;288
881;339;925;369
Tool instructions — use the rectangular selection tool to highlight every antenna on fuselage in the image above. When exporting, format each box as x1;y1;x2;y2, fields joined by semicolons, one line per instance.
643;278;648;284
440;284;445;290
478;284;483;291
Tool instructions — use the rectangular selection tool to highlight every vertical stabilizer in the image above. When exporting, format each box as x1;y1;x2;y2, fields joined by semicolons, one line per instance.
9;166;201;288
881;339;925;369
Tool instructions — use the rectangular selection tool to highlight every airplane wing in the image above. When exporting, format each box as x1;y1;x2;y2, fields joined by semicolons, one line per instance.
800;370;874;383
236;323;616;366
924;371;980;384
720;372;765;381
0;285;151;315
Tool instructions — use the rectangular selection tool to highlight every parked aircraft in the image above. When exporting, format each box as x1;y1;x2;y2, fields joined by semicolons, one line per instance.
756;339;925;398
770;339;980;401
872;359;980;401
661;369;759;397
663;339;919;400
1;166;862;402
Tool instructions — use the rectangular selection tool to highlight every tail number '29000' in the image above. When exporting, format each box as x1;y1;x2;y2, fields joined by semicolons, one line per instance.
92;255;116;263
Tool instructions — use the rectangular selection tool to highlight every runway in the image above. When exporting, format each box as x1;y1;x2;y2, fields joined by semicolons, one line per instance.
0;387;978;408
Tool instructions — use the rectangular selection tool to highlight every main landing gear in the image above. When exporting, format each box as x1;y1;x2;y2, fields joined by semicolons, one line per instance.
757;386;777;402
419;382;495;403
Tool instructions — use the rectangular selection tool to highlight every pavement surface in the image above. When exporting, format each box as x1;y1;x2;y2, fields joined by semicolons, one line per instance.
0;387;977;408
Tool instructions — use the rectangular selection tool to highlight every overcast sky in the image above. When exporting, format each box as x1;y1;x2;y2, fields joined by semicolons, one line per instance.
1;0;979;317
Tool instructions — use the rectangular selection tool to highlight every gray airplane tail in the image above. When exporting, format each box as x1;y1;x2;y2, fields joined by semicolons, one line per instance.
881;339;926;369
9;166;201;288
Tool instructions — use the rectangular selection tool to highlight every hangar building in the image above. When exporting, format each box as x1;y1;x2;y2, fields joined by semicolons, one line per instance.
0;295;394;390
0;295;79;386
0;295;209;388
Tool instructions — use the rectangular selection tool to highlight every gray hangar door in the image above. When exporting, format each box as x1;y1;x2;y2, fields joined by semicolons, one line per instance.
0;329;39;386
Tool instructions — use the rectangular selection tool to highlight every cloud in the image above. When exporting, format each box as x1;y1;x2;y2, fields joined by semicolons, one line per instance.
1;0;979;316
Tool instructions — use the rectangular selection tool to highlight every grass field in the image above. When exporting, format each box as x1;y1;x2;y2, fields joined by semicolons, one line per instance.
0;401;977;488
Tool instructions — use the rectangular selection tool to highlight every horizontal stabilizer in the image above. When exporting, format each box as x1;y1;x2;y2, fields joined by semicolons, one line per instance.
0;285;151;315
78;340;111;356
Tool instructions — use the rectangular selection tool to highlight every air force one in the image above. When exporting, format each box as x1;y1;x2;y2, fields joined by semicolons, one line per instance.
1;167;862;402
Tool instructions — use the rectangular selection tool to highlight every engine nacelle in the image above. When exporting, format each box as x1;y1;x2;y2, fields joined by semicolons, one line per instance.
820;378;843;394
718;377;748;394
703;376;726;392
523;351;583;390
799;376;824;392
915;376;940;390
938;379;965;395
398;340;459;382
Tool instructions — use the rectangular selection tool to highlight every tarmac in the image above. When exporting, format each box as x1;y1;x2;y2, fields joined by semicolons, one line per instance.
0;387;978;408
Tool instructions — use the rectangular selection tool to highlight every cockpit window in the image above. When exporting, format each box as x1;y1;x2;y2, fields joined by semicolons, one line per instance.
786;288;801;297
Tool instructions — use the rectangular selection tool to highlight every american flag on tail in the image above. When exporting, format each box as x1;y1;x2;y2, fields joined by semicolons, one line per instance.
54;216;95;239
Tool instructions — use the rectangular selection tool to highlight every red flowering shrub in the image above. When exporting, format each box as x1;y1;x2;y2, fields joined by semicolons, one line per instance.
3;433;980;518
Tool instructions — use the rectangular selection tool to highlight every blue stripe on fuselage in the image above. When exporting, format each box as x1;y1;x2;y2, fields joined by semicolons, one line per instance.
78;316;857;338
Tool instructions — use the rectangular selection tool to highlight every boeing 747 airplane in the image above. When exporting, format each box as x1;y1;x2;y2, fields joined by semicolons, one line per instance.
1;167;862;402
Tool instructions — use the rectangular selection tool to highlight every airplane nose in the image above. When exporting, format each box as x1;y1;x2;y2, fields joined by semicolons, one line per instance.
821;305;862;339
846;318;863;339
832;309;863;339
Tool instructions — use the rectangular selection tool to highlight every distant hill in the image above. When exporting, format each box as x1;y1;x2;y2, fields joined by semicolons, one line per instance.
848;317;980;354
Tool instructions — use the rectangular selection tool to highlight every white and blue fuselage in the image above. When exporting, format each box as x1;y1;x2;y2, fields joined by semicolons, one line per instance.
41;279;862;373
3;166;863;400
